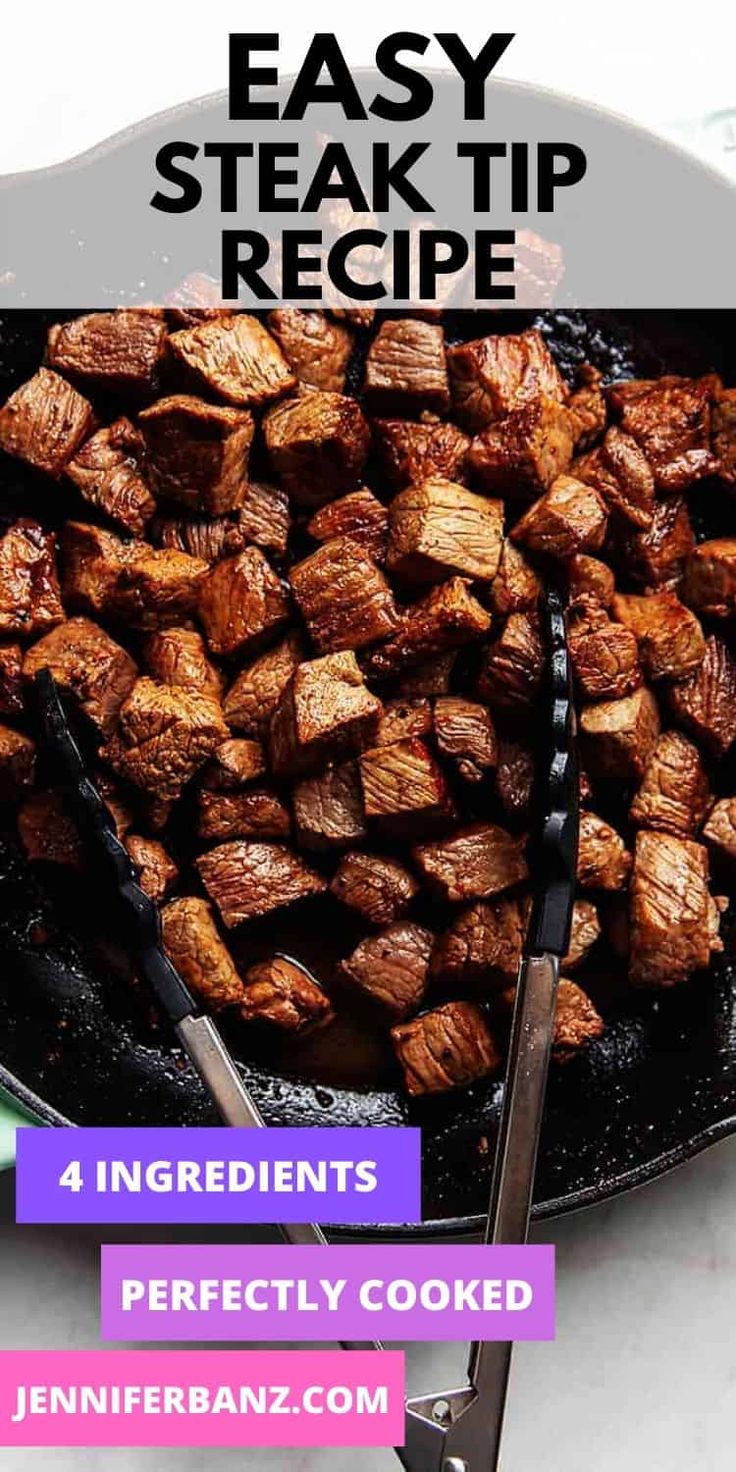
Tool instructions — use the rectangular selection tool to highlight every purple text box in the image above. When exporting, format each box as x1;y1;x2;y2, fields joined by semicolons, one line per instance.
15;1128;421;1226
101;1244;555;1342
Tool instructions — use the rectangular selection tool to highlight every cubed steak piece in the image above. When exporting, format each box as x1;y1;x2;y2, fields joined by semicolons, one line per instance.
23;617;137;739
339;921;433;1021
0;520;64;636
568;364;607;449
550;980;604;1063
495;739;535;824
563;901;601;970
391;1000;500;1096
293;760;366;851
359;738;455;838
104;677;227;800
268;309;352;393
168;315;295;408
241;957;332;1032
577;811;632;890
712;386;736;484
430;896;525;992
478;613;544;712
0;724;36;801
373;418;470;488
161;896;244;1010
152;511;245;564
574;427;655;529
667;634;736;757
0;368;94;477
703;799;736;864
629;830;723;986
307;489;388;564
125;834;178;903
511;475;607;560
630;731;711;838
374;698;433;747
61;522;207;628
433;696;497;783
138;395;254;515
196;840;326;927
66;418;156;536
448;328;567;432
199;548;290;659
386;478;503;585
611;591;705;683
609;374;717;492
488;540;541;617
566;594;641;702
363;318;449;416
269;651;382;779
363;577;491;681
613;497;695;591
0;645;24;717
197;786;291;842
201;738;266;791
142;627;223;700
682;539;736;619
398;652;457;697
237;480;290;557
468;396;576;496
413;822;528;902
47;311;166;393
329;850;418;926
223;631;303;734
580;687;660;783
18;788;84;868
566;554;615;607
263;391;370;506
290;537;399;654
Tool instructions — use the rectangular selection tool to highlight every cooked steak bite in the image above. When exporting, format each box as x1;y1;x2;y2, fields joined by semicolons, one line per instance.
66;418;156;536
268;308;352;393
563;900;601;970
614;497;695;591
630;731;711;838
702;798;736;864
241;956;332;1032
511;475;607;559
201;738;266;791
682;539;736;619
386;478;503;585
568;364;607;449
104;677;227;800
47;311;166;393
430;896;524;991
0;724;36;800
161;896;244;1010
398;652;457;697
488;539;541;617
566;594;641;702
329;849;418;926
609;374;717;492
142;626;223;700
0;645;23;717
433;696;497;782
61;522;207;627
0;368;94;477
611;591;705;683
580;687;660;783
168;315;295;408
374;697;433;747
566;553;615;607
199;547;290;659
359;738;455;837
125;834;178;902
363;577;491;681
18;788;84;868
712;386;736;484
363;318;449;416
495;739;535;824
339;921;433;1021
0;520;64;636
196;839;326;927
574;427;655;529
293;760;366;851
448;328;567;432
152;509;251;563
263;390;370;506
198;785;291;842
629;830;722;986
413;822;528;902
391;999;500;1095
289;537;399;654
237;480;290;557
23;617;137;739
223;631;303;734
478;613;544;713
577;811;632;890
550;979;604;1062
467;396;576;496
373;417;470;489
138;395;254;515
667;634;736;757
307;489;389;564
164;272;229;327
269;650;382;779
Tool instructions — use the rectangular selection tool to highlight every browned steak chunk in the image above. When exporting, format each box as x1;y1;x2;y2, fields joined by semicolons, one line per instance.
0;368;94;477
363;577;491;681
264;391;370;506
512;475;607;560
104;677;227;800
269;650;382;779
568;364;607;449
268;309;352;393
290;537;399;654
164;273;229;327
201;738;266;791
495;739;535;824
430;896;525;991
293;760;366;851
566;594;641;702
391;1000;500;1095
0;644;24;718
488;539;541;617
712;386;736;484
468;396;576;496
0;520;64;636
630;731;711;838
329;850;418;926
667;634;736;757
125;834;178;902
339;921;433;1021
703;798;736;864
364;319;449;415
413;822;528;902
577;811;632;890
223;632;303;734
307;490;389;564
161;896;244;1009
168;315;295;408
629;830;722;986
611;591;705;683
387;478;503;585
47;311;167;393
197;786;291;842
152;507;256;563
237;480;291;557
551;979;604;1062
199;548;290;658
196;840;326;927
67;418;156;536
142;627;223;700
372;418;470;488
563;901;601;970
580;687;660;783
682;538;736;619
374;698;433;747
23;617;137;739
359;738;455;838
241;956;332;1032
566;554;615;607
448;328;567;432
61;522;207;627
574;427;655;529
609;375;717;492
138;395;254;515
613;497;695;592
433;696;497;782
398;652;457;697
478;613;544;713
0;724;36;800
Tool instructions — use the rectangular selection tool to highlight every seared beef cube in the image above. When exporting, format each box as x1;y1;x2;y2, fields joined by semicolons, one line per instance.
138;395;254;515
23;617;137;739
125;834;178;902
712;386;736;484
18;788;84;868
580;687;660;783
47;311;166;393
161;896;244;1010
495;739;535;824
293;760;366;851
609;375;717;492
468;396;576;496
433;696;497;782
448;328;567;433
387;478;503;585
566;595;641;702
478;613;544;713
198;786;291;842
104;677;227;800
551;979;604;1063
339;921;432;1021
563;901;601;970
290;537;399;654
359;738;455;837
329;850;418;926
143;627;223;700
613;497;695;591
391;1000;500;1096
241;956;332;1032
630;731;711;838
152;499;286;562
199;547;289;659
611;590;705;685
566;554;615;607
574;427;655;529
139;793;173;833
682;538;736;619
307;490;388;564
268;309;352;393
703;798;736;864
364;319;449;416
375;698;433;747
237;480;290;557
629;830;722;986
0;520;64;637
264;391;370;506
164;272;229;327
270;650;382;779
668;634;736;757
398;652;457;697
363;577;491;681
168;315;295;408
568;364;607;449
196;839;326;927
0;644;23;717
223;631;303;734
0;368;94;477
66;418;155;536
430;896;524;991
202;738;266;791
577;811;632;890
413;822;528;902
0;724;36;800
511;475;607;560
488;539;541;618
373;418;470;489
61;522;207;627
